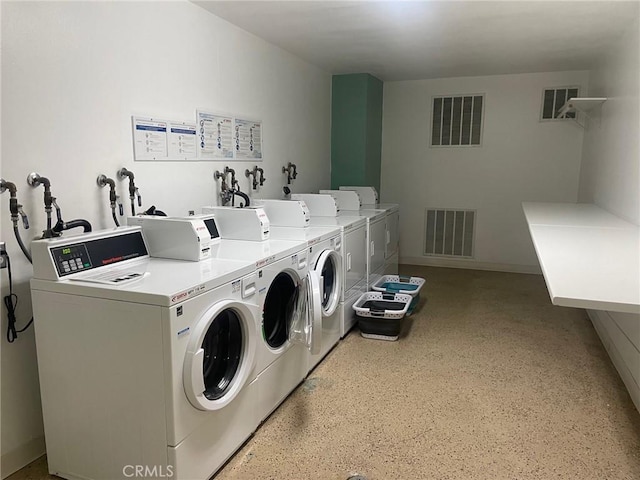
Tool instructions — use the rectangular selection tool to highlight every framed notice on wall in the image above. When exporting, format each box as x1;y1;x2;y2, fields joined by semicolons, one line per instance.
196;110;234;160
131;117;168;161
233;118;263;160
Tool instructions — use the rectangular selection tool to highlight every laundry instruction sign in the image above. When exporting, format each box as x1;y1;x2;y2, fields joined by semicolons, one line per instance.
132;116;197;161
197;110;263;161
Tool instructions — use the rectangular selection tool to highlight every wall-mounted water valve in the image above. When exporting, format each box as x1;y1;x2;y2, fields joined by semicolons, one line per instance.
97;174;120;227
245;165;265;190
117;167;141;216
282;162;298;185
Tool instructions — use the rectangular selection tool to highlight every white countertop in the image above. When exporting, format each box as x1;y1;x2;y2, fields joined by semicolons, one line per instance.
523;202;640;314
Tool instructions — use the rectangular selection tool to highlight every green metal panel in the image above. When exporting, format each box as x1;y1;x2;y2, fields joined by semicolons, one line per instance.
331;73;383;190
365;75;383;193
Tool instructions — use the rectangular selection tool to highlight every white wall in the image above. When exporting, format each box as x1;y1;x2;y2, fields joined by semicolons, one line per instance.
578;19;640;225
381;71;588;272
0;1;331;476
578;19;640;413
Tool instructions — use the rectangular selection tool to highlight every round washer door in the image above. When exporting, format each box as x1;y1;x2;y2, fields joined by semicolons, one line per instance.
313;249;342;317
183;300;257;411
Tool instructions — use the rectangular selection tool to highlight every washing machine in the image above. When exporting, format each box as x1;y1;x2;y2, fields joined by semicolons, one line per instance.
201;206;324;420
257;199;343;371
292;193;368;337
30;227;261;480
320;190;388;289
339;186;400;275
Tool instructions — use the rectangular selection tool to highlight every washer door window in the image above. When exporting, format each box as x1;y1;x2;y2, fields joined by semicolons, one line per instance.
263;271;299;349
313;249;342;317
184;301;257;411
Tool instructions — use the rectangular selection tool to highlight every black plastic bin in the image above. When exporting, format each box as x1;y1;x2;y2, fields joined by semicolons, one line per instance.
352;292;412;341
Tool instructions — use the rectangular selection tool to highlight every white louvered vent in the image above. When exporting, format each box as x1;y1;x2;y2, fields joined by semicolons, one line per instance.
431;95;484;147
424;209;475;258
541;86;580;120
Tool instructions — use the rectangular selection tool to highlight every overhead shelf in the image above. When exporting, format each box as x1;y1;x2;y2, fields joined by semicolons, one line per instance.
556;97;607;119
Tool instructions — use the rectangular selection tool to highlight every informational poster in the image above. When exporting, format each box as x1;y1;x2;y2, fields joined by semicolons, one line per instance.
168;121;197;160
196;111;234;160
132;117;168;161
234;118;263;160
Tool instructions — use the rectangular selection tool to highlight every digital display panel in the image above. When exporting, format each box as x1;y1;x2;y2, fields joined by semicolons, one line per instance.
50;231;148;277
203;218;220;240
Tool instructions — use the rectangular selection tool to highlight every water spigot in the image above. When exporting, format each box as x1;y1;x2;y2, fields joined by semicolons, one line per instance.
282;163;297;184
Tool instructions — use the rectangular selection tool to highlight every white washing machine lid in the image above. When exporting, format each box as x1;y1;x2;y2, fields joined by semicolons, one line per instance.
269;225;341;244
339;209;387;222
362;203;400;215
30;257;256;307
211;238;306;266
309;216;367;230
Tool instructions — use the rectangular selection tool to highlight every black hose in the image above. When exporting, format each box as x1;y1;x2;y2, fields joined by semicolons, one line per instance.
52;219;92;234
233;190;251;208
13;224;32;264
111;208;120;227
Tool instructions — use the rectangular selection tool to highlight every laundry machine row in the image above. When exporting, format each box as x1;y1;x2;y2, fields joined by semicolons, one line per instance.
209;201;344;371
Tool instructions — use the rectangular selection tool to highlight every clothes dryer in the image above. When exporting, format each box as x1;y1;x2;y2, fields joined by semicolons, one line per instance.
323;188;398;278
30;227;261;480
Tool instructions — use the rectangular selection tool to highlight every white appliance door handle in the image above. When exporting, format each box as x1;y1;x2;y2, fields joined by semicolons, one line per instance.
191;348;206;397
386;230;390;245
370;240;375;257
307;271;322;355
347;252;352;271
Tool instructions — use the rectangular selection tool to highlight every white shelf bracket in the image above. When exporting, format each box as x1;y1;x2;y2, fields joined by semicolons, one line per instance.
556;97;607;129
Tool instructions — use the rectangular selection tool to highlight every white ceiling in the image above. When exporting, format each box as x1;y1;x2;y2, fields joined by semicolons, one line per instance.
194;0;640;81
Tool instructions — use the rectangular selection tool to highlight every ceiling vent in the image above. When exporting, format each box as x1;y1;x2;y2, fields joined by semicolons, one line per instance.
541;86;579;120
431;95;484;147
424;209;475;258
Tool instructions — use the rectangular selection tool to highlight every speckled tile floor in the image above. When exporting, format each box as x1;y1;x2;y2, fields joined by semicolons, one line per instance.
8;266;640;480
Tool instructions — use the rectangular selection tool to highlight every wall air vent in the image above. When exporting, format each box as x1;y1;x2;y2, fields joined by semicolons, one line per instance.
431;95;484;147
541;86;580;120
424;209;475;258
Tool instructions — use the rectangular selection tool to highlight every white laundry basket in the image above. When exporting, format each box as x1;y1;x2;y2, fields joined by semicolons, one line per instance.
371;275;425;315
352;292;413;341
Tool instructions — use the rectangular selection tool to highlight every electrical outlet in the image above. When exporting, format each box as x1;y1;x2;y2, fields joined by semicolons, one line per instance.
0;242;7;269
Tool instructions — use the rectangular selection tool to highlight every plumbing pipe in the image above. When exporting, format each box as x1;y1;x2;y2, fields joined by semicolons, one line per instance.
27;172;53;231
97;174;120;227
224;166;236;186
245;167;258;190
214;170;232;205
117;168;139;216
257;167;266;186
282;162;298;184
1;179;32;263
